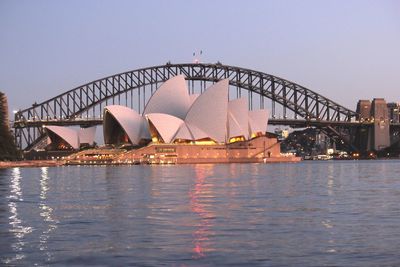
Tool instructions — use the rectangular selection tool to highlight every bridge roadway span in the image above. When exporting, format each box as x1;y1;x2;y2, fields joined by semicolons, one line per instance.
17;118;371;128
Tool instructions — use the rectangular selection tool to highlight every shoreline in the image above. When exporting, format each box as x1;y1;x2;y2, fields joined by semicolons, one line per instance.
2;157;400;168
1;157;300;168
0;160;65;168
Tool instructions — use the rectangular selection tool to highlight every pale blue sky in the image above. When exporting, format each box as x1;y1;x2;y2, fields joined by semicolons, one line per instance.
1;0;399;114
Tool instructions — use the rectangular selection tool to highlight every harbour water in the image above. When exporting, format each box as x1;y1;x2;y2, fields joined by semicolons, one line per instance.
1;161;400;266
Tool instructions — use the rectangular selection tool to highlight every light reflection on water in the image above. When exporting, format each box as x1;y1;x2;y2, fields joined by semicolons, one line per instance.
190;165;215;258
4;168;32;264
0;161;400;266
39;167;58;262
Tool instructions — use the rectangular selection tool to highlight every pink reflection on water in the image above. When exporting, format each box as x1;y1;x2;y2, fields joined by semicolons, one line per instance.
189;164;215;259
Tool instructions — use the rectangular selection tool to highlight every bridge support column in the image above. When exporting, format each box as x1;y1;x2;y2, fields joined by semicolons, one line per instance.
371;98;390;151
354;100;373;151
354;99;390;153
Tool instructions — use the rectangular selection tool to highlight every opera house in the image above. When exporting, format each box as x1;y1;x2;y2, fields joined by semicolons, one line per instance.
45;75;297;164
44;125;96;150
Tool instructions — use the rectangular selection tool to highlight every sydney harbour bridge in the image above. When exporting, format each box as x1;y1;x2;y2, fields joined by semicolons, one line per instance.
12;63;400;154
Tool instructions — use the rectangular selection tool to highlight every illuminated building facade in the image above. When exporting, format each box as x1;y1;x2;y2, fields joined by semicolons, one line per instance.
44;125;96;150
48;76;297;163
99;75;286;163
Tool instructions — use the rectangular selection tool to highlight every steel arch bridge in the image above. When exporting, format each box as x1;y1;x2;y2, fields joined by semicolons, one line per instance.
13;62;359;151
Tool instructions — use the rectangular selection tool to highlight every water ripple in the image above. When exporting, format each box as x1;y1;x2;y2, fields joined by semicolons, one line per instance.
0;161;400;266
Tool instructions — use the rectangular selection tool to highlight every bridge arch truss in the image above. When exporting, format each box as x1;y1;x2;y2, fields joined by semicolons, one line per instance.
13;63;357;151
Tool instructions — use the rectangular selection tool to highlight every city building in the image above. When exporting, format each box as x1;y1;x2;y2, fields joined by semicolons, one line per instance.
275;128;290;141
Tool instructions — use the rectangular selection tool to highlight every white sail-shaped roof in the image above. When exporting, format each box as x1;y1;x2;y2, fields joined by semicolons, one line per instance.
248;109;269;136
146;113;184;143
45;125;79;149
173;123;194;141
143;75;190;119
79;126;96;145
103;105;146;145
228;98;248;139
185;79;229;143
189;94;199;106
185;122;209;140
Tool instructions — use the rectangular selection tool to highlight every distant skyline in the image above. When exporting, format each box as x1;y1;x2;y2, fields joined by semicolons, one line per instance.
1;0;399;115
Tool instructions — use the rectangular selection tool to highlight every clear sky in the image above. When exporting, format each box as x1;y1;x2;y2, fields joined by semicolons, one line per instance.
1;0;399;115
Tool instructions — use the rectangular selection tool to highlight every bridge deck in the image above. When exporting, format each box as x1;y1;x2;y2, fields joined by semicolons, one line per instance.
14;118;373;128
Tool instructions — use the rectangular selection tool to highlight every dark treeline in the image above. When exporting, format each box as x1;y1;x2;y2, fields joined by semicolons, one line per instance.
0;91;19;160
